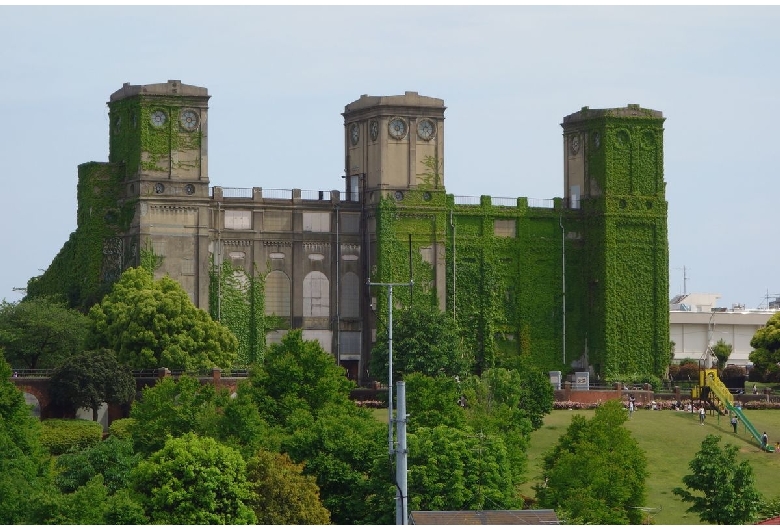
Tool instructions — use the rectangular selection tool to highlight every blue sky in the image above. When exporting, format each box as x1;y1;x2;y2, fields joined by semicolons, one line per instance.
1;6;778;309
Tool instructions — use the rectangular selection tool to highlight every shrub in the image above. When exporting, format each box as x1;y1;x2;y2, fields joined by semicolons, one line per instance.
722;365;747;379
676;362;700;383
108;418;135;440
40;419;102;455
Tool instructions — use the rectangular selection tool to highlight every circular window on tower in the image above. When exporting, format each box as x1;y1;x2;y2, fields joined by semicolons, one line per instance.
154;183;165;194
185;184;195;195
150;110;167;128
394;190;404;201
180;110;199;132
388;117;408;140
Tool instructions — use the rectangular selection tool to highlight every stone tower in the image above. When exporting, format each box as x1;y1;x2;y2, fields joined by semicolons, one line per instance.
107;80;213;307
561;105;669;377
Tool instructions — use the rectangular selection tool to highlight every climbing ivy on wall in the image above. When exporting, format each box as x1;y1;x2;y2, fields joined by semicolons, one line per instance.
27;162;132;311
375;110;669;382
578;113;669;380
208;259;267;366
108;97;202;177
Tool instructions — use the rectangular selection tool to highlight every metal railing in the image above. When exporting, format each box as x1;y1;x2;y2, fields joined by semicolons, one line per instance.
220;187;253;198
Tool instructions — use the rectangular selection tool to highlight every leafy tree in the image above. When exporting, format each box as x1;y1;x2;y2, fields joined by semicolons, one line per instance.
128;375;224;455
128;374;275;458
712;338;733;371
673;434;761;524
465;367;553;431
750;312;780;381
130;433;256;524
535;400;647;524
461;367;553;484
241;329;386;524
283;408;387;524
55;436;141;494
0;358;55;524
370;305;473;383
28;475;115;524
245;449;330;524
404;372;466;429
0;297;89;369
86;267;238;370
246;329;355;427
49;348;135;421
408;426;518;512
367;425;520;524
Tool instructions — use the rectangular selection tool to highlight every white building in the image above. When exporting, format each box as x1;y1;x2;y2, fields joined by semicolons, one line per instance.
670;293;779;366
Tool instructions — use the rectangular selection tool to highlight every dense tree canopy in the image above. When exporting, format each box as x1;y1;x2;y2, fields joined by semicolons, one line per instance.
246;449;330;524
128;375;225;456
49;348;135;421
246;329;356;426
86;267;238;370
370;305;473;383
54;436;140;495
130;433;256;524
403;372;466;429
535;400;647;524
0;359;55;523
673;434;761;524
750;312;780;381
0;297;89;369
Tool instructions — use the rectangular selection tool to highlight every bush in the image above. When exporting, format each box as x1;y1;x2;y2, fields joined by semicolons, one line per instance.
722;365;747;379
676;362;700;383
40;419;102;455
108;418;135;440
645;375;663;392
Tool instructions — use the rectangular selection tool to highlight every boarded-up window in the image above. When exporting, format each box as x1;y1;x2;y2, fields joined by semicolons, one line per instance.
265;270;291;317
225;210;252;230
340;331;361;355
303;212;330;232
341;272;360;318
303;271;329;317
303;330;332;353
494;219;516;238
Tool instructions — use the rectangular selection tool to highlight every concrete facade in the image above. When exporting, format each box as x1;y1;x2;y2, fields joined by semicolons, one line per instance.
34;80;670;385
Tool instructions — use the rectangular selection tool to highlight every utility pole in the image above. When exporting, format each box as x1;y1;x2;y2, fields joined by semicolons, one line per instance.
367;279;413;525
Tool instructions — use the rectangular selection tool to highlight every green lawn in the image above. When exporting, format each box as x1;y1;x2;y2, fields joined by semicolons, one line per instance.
371;405;780;524
520;407;780;525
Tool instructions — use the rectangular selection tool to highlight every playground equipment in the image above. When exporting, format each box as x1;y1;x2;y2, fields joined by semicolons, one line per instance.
692;368;772;452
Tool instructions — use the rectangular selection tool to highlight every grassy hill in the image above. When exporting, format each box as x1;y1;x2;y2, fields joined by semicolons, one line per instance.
519;407;780;525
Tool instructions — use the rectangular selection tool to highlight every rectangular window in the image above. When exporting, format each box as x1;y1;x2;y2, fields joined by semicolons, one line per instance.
340;331;361;355
494;219;516;238
303;212;330;232
224;210;252;230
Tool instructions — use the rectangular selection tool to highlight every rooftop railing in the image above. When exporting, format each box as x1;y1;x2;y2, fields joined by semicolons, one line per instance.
211;187;557;208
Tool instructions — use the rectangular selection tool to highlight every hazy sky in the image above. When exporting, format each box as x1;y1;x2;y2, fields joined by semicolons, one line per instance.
1;6;778;309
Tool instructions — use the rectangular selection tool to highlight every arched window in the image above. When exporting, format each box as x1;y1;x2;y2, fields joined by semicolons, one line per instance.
303;271;329;317
341;272;360;318
265;270;291;317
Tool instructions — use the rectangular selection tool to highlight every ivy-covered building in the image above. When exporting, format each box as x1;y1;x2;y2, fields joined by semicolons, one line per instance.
28;80;669;384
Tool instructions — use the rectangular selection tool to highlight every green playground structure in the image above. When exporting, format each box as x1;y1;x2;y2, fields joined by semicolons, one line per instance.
692;368;772;452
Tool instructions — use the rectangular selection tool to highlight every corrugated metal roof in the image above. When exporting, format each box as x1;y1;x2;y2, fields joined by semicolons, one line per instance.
409;509;559;525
